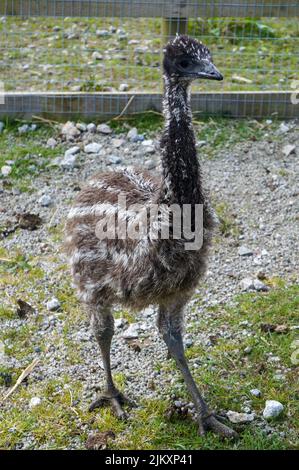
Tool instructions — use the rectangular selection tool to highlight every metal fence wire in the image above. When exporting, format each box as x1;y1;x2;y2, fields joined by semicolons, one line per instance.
0;1;298;119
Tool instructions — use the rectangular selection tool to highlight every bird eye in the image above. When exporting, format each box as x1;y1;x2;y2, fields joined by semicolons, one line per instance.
179;59;190;69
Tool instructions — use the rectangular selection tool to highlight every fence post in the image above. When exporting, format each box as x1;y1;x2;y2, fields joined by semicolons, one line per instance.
162;17;188;43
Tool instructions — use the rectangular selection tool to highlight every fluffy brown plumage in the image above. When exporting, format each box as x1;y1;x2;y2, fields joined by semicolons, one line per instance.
64;35;237;439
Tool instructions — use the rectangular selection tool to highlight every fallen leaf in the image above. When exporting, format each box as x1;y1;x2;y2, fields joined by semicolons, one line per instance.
274;324;289;334
17;213;42;230
260;323;289;334
256;363;267;374
165;401;189;421
209;335;219;345
16;299;35;319
85;431;115;450
127;340;142;352
260;323;276;333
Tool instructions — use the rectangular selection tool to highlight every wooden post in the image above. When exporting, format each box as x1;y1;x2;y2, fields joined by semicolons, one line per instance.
162;17;188;43
161;17;188;75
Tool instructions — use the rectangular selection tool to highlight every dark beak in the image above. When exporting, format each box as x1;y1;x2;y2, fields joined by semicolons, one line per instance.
194;60;223;81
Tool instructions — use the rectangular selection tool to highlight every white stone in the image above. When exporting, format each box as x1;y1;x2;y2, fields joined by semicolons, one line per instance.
250;388;261;397
1;165;12;176
238;245;253;256
107;155;122;164
122;323;140;339
18;124;29;134
112;138;124;148
29;397;41;409
282;144;296;157
278;122;289;134
227;410;255;423
61;121;81;139
60;154;78;169
91;51;104;61
84;142;102;154
253;279;269;291
119;83;129;92
46;298;61;311
39;194;52;207
240;278;255;291
232;75;253;84
87;123;97;133
263;400;284;420
97;123;112;134
47;137;57;148
115;318;127;329
143;146;155;154
142;139;153;146
96;29;109;37
127;127;138;140
76;122;87;132
65;146;80;158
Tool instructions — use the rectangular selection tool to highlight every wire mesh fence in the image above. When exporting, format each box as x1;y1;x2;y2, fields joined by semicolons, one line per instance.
0;1;298;119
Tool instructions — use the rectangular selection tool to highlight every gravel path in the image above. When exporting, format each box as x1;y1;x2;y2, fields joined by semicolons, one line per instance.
0;119;298;448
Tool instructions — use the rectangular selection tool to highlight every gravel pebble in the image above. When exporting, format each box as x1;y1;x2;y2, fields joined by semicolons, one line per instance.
87;123;96;133
0;118;298;449
29;397;41;409
65;146;80;158
119;83;129;91
127;127;138;141
39;195;52;207
84;143;102;154
263;400;284;419
47;138;57;148
60;153;78;169
97;124;112;135
107;155;122;165
1;165;12;176
18;124;30;134
282;144;296;157
46;298;61;311
227;410;255;423
238;245;253;256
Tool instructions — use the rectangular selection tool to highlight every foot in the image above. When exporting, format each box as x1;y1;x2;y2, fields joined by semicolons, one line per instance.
198;412;238;440
89;390;135;420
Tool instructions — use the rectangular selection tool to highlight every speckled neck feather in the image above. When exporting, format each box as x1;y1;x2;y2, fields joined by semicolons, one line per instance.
159;75;204;206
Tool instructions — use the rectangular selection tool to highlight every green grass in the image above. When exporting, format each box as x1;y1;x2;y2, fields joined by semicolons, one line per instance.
0;121;298;449
0;122;62;191
0;17;298;92
0;116;280;194
1;245;298;449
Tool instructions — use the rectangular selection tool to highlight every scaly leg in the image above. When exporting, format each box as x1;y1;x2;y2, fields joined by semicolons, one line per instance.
158;301;237;439
88;305;134;419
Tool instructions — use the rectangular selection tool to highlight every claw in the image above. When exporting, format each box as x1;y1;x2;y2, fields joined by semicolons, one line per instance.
89;391;135;420
197;411;238;440
205;415;238;440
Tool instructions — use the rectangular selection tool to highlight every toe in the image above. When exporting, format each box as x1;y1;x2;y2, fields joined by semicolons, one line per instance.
88;397;108;412
206;416;238;440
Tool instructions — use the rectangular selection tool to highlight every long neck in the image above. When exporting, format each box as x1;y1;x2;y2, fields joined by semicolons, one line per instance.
159;75;204;206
